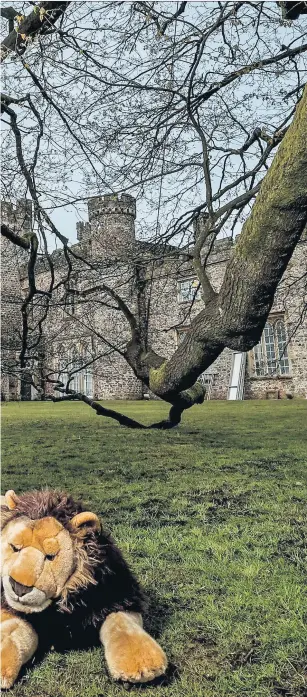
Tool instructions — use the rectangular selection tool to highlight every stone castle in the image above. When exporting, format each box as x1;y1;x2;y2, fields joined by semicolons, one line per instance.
1;194;307;401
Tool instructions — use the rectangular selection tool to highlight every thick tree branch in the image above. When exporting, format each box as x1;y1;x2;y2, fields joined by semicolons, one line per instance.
1;222;30;250
0;6;19;34
1;1;70;62
51;385;202;430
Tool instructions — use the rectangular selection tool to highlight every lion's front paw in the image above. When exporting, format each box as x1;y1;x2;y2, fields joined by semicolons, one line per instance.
101;612;167;683
0;614;38;690
109;632;167;683
1;638;21;689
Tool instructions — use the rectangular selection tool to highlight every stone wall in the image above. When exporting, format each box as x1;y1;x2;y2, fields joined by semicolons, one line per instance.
94;354;143;400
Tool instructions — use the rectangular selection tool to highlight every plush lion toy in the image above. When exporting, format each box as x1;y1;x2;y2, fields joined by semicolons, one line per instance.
0;488;167;689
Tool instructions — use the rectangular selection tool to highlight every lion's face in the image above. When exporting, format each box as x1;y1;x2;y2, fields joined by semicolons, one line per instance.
1;490;101;614
1;515;75;613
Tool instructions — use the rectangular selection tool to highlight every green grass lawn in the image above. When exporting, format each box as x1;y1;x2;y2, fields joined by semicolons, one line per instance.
1;400;307;697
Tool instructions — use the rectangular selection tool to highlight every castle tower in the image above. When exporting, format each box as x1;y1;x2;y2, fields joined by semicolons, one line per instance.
76;193;136;261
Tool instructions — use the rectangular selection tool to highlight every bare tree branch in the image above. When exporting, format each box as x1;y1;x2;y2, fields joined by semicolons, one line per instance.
1;222;30;250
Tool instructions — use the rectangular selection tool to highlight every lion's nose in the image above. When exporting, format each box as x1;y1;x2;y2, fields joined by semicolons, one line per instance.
9;577;33;597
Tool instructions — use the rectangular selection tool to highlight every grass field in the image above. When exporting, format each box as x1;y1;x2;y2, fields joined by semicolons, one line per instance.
1;400;307;697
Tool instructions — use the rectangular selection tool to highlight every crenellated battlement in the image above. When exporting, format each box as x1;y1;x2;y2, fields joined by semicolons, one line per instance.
88;193;136;221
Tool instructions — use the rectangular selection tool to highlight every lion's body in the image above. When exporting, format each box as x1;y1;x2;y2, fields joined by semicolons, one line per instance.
0;489;167;688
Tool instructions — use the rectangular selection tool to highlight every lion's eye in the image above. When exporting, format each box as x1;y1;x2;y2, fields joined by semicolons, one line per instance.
45;553;57;561
10;543;21;552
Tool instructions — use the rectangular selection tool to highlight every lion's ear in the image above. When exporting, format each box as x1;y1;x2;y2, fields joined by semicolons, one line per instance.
4;490;19;510
70;511;101;533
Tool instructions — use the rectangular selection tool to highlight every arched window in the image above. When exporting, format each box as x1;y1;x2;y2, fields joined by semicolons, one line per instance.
252;317;290;377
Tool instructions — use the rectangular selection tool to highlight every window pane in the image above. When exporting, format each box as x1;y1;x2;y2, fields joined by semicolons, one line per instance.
252;317;291;377
264;323;277;374
179;279;199;302
253;340;266;376
275;320;290;375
